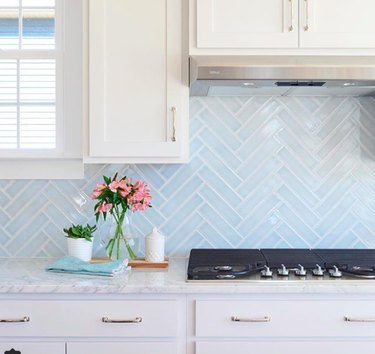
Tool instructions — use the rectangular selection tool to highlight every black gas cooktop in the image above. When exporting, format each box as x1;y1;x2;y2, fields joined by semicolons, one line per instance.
187;249;375;281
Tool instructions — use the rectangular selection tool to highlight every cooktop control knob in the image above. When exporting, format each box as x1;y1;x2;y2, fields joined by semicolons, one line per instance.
261;266;273;278
216;274;236;279
329;266;342;278
313;264;325;276
277;264;289;276
214;265;233;271
295;264;307;276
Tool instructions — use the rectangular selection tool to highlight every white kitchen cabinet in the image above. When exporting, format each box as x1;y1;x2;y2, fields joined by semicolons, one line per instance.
189;295;375;354
196;0;298;48
89;0;189;163
0;300;178;337
299;0;375;48
194;0;375;50
196;342;375;354
0;298;185;354
68;342;177;354
5;292;375;354
195;299;375;338
0;343;65;354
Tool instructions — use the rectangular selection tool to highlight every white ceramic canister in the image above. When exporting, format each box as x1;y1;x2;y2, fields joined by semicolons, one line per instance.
145;227;165;262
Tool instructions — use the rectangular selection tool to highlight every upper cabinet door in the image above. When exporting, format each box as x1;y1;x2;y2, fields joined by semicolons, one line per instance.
300;0;375;48
89;0;188;162
196;0;299;48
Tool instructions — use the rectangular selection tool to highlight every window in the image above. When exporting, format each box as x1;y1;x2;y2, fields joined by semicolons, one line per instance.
0;0;83;178
0;0;58;151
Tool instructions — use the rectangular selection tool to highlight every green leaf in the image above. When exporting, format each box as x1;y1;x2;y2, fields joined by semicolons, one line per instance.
72;228;81;236
103;175;110;184
63;223;96;240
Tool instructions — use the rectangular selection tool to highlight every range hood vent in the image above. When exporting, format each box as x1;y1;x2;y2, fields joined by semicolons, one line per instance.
189;56;375;97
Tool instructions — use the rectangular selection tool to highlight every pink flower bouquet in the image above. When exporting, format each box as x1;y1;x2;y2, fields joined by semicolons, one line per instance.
92;173;152;259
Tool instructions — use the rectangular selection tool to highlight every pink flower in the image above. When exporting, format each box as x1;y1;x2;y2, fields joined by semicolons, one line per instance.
108;179;120;192
91;190;102;199
127;180;152;211
91;182;107;199
131;202;149;211
118;179;131;197
133;180;144;190
93;174;151;218
96;201;113;213
95;183;106;191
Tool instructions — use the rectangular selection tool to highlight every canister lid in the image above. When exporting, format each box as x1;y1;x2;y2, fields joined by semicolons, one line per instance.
146;227;164;240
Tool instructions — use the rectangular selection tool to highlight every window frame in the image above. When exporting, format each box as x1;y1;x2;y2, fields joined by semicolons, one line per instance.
0;0;83;179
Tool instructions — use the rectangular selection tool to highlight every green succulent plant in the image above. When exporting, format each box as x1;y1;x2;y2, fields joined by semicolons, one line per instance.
63;224;97;242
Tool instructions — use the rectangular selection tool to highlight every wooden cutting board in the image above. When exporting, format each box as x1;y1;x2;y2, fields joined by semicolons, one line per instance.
91;257;169;269
129;258;169;269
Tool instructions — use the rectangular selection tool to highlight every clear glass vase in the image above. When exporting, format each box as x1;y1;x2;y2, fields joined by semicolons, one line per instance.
100;212;139;260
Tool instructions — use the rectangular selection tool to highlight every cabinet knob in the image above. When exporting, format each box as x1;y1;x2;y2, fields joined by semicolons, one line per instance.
5;349;21;354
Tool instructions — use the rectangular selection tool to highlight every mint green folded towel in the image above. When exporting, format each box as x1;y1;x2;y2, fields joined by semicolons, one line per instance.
46;256;129;277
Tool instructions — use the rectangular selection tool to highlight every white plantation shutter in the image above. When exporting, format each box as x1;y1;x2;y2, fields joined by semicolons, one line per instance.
0;0;58;152
0;0;83;178
20;59;56;149
0;60;17;149
0;59;56;149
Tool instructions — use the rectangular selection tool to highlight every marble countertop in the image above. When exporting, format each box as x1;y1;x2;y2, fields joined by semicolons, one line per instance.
2;258;375;295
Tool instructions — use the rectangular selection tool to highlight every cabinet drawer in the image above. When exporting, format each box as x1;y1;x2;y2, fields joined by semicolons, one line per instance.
0;343;64;354
196;300;375;338
0;300;178;337
196;341;375;354
68;342;177;354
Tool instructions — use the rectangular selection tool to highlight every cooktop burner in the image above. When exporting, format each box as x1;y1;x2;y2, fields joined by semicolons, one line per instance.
187;248;375;281
188;249;265;280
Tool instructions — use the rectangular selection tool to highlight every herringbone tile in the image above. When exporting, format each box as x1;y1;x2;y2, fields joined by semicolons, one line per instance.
1;97;375;257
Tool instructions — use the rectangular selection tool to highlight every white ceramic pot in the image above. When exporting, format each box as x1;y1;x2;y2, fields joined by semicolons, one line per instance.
67;238;93;262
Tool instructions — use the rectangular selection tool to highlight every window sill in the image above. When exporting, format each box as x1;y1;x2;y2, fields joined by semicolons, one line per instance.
0;159;84;179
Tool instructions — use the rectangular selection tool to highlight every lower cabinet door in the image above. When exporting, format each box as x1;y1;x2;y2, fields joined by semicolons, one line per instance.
0;343;64;354
196;341;375;354
68;342;176;354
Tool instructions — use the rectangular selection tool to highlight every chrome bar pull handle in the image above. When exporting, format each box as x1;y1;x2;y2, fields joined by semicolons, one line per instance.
0;316;30;323
102;316;142;324
344;316;375;323
304;0;309;31
231;316;271;323
288;0;294;32
171;106;177;142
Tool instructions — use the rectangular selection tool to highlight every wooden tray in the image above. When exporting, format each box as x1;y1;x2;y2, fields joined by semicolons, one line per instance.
129;258;169;269
91;257;169;269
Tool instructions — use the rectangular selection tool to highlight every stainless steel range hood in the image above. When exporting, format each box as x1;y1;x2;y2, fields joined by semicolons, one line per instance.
189;56;375;97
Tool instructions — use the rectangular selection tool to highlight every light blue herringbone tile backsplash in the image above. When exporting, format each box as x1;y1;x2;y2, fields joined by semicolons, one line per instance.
1;96;375;257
